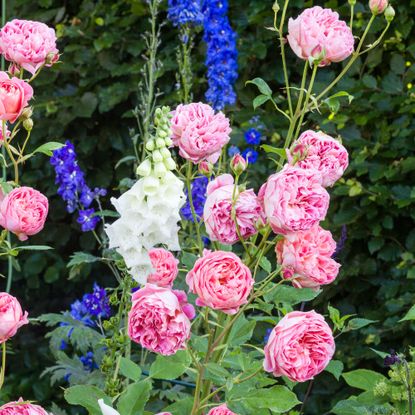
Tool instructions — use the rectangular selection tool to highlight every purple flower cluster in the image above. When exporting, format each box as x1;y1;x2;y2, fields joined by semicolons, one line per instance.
80;351;99;372
181;176;209;222
203;0;238;110
168;0;204;27
50;141;106;232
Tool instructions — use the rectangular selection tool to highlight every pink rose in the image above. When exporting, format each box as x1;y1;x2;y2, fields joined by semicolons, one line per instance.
207;404;237;415
0;399;47;415
148;248;179;287
0;19;59;75
186;250;254;315
259;165;329;235
287;6;354;67
128;284;193;355
264;310;335;382
203;174;265;245
156;413;172;415
0;186;49;241
288;130;349;187
0;292;28;343
0;72;33;123
0;123;10;141
171;103;231;164
230;153;247;175
276;225;341;289
369;0;388;14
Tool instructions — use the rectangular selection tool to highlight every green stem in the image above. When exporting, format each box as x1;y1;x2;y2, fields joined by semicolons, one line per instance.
349;4;354;30
0;342;6;390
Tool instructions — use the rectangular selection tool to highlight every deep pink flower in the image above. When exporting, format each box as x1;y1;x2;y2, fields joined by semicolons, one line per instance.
264;311;335;382
0;19;59;75
0;72;33;123
259;165;329;235
207;404;237;415
369;0;388;14
171;103;231;164
0;399;48;415
186;250;253;315
288;130;349;187
0;186;49;241
203;174;265;245
287;6;354;66
128;284;193;355
0;292;28;343
148;248;179;287
276;225;341;289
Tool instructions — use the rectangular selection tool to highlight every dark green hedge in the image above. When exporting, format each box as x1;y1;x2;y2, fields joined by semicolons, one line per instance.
1;0;414;413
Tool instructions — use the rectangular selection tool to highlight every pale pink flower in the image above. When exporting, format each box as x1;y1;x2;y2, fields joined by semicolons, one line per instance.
264;310;335;382
287;6;354;66
259;165;329;235
0;292;28;343
369;0;388;14
0;123;10;141
148;248;179;287
203;174;265;245
276;225;341;289
207;404;237;415
128;284;193;355
0;186;49;241
171;103;231;164
156;413;173;415
230;153;247;174
288;130;349;187
0;19;59;75
0;72;33;123
0;399;47;415
186;249;254;315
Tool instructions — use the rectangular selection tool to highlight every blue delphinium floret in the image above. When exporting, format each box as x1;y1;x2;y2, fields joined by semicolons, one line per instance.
80;351;99;372
168;0;204;26
181;176;209;222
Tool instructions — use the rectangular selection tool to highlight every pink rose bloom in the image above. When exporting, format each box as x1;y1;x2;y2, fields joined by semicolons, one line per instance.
288;130;349;187
171;103;231;164
276;225;341;289
264;310;335;382
369;0;388;14
207;404;237;415
287;6;354;67
0;292;28;343
148;248;179;287
128;284;194;355
0;72;33;123
203;174;265;245
186;250;254;315
0;399;47;415
156;413;172;415
259;165;329;235
0;19;59;75
0;186;49;241
0;123;10;141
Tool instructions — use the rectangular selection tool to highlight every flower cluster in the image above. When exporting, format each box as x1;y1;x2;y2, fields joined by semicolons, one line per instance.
181;176;208;222
167;0;204;27
50;141;106;232
202;0;238;110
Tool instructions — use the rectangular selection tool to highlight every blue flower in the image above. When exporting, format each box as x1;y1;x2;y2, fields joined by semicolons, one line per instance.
228;145;240;157
168;0;204;27
82;283;112;319
242;148;259;164
181;176;209;222
80;351;98;372
50;141;106;232
264;328;272;343
244;128;262;146
203;0;238;110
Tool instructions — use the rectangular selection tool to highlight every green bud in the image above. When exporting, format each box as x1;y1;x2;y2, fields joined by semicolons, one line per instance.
156;137;166;148
272;1;280;13
164;157;176;171
20;107;33;120
146;140;155;151
164;137;173;147
136;159;152;177
152;150;163;163
348;0;356;5
154;162;167;177
384;5;395;22
23;118;33;131
160;147;171;159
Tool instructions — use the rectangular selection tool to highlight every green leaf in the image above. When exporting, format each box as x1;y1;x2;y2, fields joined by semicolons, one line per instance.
370;348;389;359
261;145;286;158
266;284;321;305
116;380;151;415
119;357;142;382
227;315;256;347
325;360;344;380
115;155;136;169
32;142;65;156
67;252;101;268
345;318;376;331
204;362;230;384
253;94;270;110
400;304;415;322
342;369;387;391
181;252;198;270
164;397;194;413
149;350;191;380
331;398;367;415
246;78;273;96
259;256;272;273
14;245;53;251
64;385;108;415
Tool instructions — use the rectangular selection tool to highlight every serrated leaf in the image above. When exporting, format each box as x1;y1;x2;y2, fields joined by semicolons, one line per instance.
149;350;191;380
116;380;151;415
119;357;142;382
259;256;272;273
67;252;101;268
227;315;256;347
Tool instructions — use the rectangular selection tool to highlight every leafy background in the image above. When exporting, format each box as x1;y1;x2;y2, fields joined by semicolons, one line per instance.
1;0;414;413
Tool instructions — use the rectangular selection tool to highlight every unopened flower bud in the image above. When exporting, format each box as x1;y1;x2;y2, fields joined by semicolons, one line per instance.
154;162;167;177
255;216;267;231
152;150;163;163
369;0;388;14
45;51;58;65
136;159;152;177
23;118;33;131
198;161;213;176
146;140;155;151
160;147;171;159
384;5;395;22
231;154;247;175
164;137;173;147
272;1;280;13
8;63;20;77
156;138;166;148
290;143;308;163
158;130;167;138
164;157;176;171
20;107;33;120
348;0;356;5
